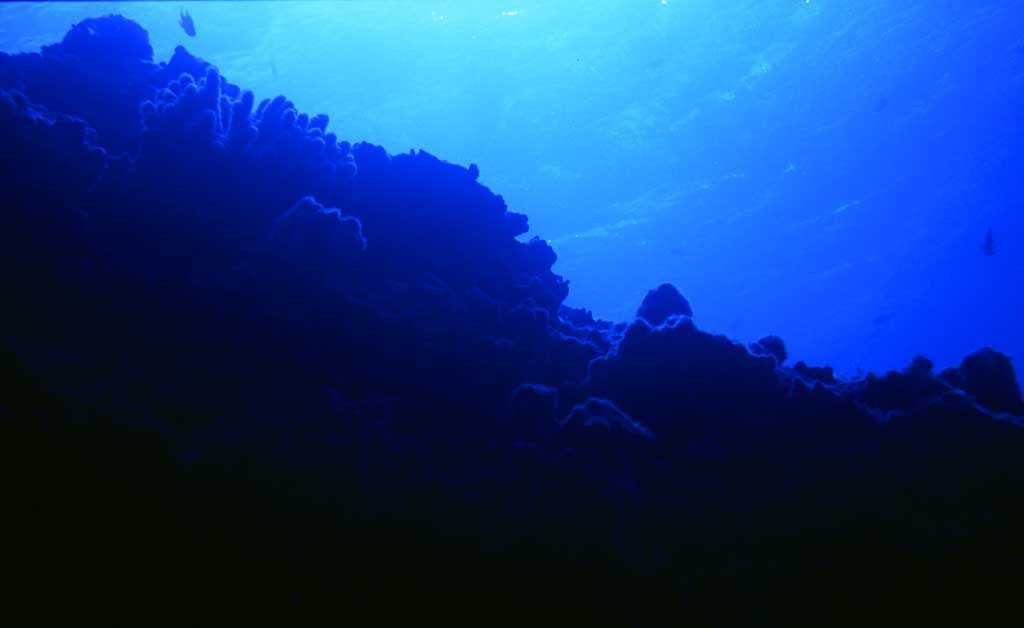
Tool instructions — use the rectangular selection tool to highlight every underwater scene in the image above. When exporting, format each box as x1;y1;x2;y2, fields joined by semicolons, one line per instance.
2;0;1023;623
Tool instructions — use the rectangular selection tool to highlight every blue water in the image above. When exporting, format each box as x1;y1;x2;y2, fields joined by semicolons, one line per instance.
3;0;1022;376
6;4;1024;618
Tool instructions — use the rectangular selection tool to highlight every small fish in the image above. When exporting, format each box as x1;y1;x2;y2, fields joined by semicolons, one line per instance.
178;10;196;37
983;228;995;256
874;96;888;113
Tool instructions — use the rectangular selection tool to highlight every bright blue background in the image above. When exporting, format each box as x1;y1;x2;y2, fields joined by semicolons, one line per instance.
2;1;1022;376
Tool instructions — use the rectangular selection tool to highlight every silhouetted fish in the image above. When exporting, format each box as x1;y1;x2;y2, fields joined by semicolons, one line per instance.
874;96;888;113
178;10;196;37
983;228;995;256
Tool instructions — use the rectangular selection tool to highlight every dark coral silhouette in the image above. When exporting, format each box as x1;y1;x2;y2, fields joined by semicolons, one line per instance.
2;15;1023;624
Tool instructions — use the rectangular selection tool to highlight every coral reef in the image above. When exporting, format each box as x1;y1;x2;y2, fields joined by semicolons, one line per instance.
3;15;1023;624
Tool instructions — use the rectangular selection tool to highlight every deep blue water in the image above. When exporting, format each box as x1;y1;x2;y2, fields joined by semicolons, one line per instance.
5;3;1024;620
3;0;1021;376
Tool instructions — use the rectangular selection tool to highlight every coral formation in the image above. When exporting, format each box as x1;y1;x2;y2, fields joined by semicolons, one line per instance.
2;15;1023;624
636;281;693;326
